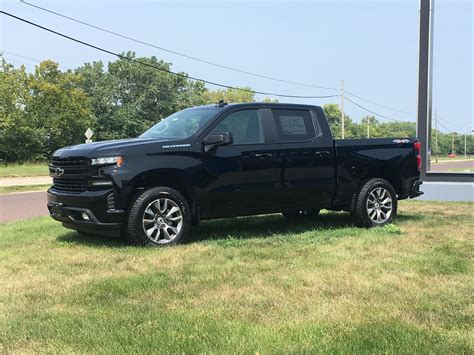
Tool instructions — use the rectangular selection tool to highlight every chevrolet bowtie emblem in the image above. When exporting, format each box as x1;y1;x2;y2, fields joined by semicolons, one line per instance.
53;167;64;176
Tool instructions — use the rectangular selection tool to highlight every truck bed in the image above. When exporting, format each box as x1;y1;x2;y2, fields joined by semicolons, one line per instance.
332;137;420;208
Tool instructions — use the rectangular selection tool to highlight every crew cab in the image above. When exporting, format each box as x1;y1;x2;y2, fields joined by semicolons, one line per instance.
47;102;423;246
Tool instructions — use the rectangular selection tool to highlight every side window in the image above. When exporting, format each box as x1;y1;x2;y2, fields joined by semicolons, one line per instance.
210;109;263;144
272;109;319;142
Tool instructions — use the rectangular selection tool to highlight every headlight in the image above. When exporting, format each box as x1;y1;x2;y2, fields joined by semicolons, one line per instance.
91;156;123;167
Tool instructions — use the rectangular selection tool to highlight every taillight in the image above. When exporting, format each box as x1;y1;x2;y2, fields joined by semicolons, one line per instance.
414;141;422;171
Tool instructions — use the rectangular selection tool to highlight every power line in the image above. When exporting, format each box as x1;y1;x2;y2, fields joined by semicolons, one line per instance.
344;96;403;122
1;49;75;71
344;90;415;116
19;0;338;92
20;0;453;121
342;90;468;131
0;55;35;68
1;11;341;100
18;0;472;130
0;50;42;63
0;55;215;109
436;120;454;133
437;115;471;129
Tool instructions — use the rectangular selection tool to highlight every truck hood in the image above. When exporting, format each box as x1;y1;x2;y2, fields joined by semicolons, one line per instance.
52;137;174;158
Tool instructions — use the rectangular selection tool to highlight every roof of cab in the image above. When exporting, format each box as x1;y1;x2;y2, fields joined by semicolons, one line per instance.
194;102;322;110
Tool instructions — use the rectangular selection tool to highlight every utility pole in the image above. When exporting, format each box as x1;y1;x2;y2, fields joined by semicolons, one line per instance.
434;109;438;163
367;119;370;138
340;80;345;139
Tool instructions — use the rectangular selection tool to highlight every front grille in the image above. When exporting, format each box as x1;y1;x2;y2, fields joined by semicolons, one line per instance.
53;178;87;192
51;157;89;167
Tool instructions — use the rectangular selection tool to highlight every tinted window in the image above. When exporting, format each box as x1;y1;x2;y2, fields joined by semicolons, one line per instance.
272;109;318;142
211;110;263;144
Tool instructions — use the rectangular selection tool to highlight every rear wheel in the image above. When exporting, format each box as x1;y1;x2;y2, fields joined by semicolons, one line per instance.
353;178;397;227
126;187;191;246
282;209;320;220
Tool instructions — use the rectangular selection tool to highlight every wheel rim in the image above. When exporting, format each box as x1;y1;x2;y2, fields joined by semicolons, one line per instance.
366;187;393;224
142;198;183;244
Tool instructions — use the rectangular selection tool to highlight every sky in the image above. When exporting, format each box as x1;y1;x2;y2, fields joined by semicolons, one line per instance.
0;0;472;133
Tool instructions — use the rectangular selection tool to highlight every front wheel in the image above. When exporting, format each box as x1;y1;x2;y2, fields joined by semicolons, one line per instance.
353;178;397;227
126;187;191;246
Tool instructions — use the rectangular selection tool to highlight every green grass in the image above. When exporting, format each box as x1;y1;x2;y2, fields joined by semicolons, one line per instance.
0;200;472;353
0;162;49;178
430;155;473;162
0;184;51;194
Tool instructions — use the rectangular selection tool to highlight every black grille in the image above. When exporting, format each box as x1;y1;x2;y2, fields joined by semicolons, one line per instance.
53;178;87;192
51;157;89;167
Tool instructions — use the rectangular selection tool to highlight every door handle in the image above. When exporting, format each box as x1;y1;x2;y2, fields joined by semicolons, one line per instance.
254;153;273;158
315;151;330;157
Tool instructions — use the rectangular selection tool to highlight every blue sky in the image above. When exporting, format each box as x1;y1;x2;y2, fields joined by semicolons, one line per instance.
1;0;472;132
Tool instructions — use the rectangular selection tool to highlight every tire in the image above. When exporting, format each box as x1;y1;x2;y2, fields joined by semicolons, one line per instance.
126;187;191;246
282;209;320;220
353;178;397;227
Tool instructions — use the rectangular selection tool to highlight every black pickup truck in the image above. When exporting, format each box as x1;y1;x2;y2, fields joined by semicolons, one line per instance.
48;102;423;245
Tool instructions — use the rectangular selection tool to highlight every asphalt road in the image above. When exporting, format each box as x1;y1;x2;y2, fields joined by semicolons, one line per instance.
430;160;474;171
0;191;48;223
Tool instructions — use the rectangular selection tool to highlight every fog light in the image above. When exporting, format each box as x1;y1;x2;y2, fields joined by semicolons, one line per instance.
82;212;90;221
91;180;113;186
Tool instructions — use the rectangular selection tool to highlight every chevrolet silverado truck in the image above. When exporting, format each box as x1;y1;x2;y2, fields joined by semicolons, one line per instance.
47;102;423;246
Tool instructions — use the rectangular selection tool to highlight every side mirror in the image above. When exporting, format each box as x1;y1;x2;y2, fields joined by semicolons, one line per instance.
203;132;233;152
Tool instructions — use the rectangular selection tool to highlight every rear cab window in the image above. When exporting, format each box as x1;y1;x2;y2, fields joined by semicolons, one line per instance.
272;109;320;143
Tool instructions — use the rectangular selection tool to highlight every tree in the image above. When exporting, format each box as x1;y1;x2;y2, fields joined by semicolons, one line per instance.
354;116;381;138
0;59;41;162
27;60;92;158
204;86;254;104
323;103;354;139
379;121;416;138
261;97;279;103
0;59;92;162
76;52;207;140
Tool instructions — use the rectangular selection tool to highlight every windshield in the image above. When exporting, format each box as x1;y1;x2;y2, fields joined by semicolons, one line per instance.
140;107;219;139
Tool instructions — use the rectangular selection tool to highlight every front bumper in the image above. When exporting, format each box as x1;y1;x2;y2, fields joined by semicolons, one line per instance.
47;188;124;237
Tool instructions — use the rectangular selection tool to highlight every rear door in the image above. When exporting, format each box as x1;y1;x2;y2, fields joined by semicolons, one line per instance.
200;108;277;216
269;107;336;210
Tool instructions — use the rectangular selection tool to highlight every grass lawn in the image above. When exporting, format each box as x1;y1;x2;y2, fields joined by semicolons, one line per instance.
430;156;473;162
0;200;472;353
0;184;51;195
0;162;49;178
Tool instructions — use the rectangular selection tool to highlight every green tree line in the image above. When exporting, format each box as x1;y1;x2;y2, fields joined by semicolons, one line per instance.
0;53;471;163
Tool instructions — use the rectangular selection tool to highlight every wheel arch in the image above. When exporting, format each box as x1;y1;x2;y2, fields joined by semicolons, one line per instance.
357;164;403;197
128;169;198;223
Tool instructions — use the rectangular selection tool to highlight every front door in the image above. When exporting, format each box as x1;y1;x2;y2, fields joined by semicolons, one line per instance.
200;109;277;217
